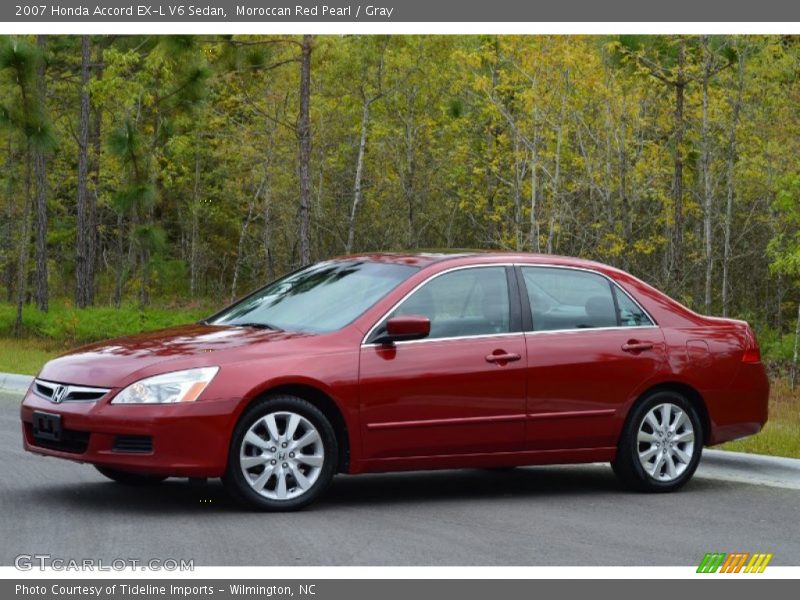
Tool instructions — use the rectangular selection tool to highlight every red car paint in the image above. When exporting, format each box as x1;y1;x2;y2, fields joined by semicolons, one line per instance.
20;253;769;477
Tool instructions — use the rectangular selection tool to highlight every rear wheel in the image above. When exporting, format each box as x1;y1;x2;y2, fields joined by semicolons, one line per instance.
612;390;703;492
94;466;167;486
222;395;337;511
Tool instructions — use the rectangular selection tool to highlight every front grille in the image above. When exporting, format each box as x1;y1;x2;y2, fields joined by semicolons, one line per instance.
112;435;153;453
33;379;110;404
26;423;90;454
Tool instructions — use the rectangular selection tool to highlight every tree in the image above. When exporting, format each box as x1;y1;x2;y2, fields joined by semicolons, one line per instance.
768;174;800;385
616;36;731;295
75;34;92;307
344;37;389;254
297;34;312;265
32;35;51;312
0;36;53;332
722;42;747;317
1;33;800;341
102;36;209;307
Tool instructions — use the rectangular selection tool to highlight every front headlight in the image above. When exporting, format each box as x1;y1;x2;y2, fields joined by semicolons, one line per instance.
111;367;219;405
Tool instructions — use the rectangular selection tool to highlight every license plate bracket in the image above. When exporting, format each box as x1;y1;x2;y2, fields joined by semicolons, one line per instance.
32;411;62;442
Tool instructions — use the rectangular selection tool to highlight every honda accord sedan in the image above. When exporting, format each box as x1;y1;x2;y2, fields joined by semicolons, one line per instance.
21;253;769;510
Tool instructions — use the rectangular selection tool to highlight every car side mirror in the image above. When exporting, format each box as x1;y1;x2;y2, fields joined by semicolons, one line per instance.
378;315;431;344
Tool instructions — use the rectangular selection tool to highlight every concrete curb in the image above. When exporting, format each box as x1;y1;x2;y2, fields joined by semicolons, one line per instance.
0;373;33;394
697;448;800;490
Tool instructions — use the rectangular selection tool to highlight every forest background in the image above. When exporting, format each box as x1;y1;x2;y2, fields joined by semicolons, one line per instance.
1;34;798;455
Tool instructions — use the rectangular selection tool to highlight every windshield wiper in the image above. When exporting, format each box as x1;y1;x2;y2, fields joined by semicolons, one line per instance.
233;322;282;331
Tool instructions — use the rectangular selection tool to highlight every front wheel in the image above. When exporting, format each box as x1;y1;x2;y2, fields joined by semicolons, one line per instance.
612;391;703;492
222;395;338;511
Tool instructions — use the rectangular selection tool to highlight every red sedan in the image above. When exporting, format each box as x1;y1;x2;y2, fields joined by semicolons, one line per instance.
20;253;769;510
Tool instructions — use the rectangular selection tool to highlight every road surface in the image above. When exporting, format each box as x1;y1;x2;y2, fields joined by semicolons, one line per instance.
1;389;798;566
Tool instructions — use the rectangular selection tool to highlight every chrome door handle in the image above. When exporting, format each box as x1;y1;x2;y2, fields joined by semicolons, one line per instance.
621;341;654;353
485;352;522;363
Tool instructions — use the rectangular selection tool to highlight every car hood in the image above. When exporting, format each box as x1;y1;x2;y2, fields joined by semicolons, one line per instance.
37;324;314;387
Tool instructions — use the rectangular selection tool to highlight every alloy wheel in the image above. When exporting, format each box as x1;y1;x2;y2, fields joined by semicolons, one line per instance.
636;402;695;482
239;411;325;501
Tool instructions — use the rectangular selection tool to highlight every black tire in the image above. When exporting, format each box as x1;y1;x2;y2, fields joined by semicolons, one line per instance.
222;395;338;511
612;390;704;493
94;466;167;486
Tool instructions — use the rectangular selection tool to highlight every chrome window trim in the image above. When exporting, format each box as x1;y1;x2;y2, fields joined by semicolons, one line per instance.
365;331;526;347
524;325;661;337
361;261;659;347
33;379;111;404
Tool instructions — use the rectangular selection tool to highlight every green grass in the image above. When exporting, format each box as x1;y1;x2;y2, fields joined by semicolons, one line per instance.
722;377;800;459
0;299;214;376
0;338;62;376
0;301;211;346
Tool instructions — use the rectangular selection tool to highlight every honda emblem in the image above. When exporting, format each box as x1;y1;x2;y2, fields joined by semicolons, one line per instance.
52;385;67;404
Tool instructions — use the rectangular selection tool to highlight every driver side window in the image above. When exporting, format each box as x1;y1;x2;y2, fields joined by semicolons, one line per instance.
387;267;511;340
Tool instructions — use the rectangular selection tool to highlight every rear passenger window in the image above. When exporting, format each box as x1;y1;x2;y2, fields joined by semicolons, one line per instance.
521;267;653;331
615;289;654;327
387;267;511;339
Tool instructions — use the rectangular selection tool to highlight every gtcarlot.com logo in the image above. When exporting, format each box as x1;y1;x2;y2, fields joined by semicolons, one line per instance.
14;554;194;571
697;552;773;573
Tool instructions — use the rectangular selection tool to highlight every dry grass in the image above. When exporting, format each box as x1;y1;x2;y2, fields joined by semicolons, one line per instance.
0;337;62;376
723;377;800;459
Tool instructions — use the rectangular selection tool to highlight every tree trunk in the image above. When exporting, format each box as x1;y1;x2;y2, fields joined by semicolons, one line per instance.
722;53;745;318
139;246;150;309
33;34;48;312
231;194;257;302
618;113;632;271
112;212;125;308
190;151;200;298
297;34;312;265
485;39;500;247
3;140;14;302
346;98;370;254
402;116;416;249
513;132;524;251
75;34;91;308
528;75;541;253
530;125;540;252
33;150;47;312
701;36;714;314
14;144;33;335
261;115;276;280
263;183;274;280
546;71;568;254
87;40;103;306
604;94;615;236
670;41;687;291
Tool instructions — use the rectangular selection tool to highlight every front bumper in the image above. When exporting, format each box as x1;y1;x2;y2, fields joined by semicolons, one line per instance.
20;386;240;477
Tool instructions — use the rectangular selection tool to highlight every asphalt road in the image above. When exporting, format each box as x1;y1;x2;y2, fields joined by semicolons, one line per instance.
2;390;799;566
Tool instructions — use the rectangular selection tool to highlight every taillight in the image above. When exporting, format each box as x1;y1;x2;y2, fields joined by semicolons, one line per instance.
742;327;762;364
742;346;761;364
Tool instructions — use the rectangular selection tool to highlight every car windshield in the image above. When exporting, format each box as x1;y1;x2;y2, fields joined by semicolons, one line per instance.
209;260;419;334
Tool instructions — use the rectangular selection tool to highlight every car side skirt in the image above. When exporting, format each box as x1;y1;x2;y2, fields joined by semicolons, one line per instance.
352;446;617;474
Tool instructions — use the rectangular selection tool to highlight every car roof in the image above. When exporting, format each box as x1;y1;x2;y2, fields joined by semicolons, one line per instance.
335;252;477;268
338;251;613;272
